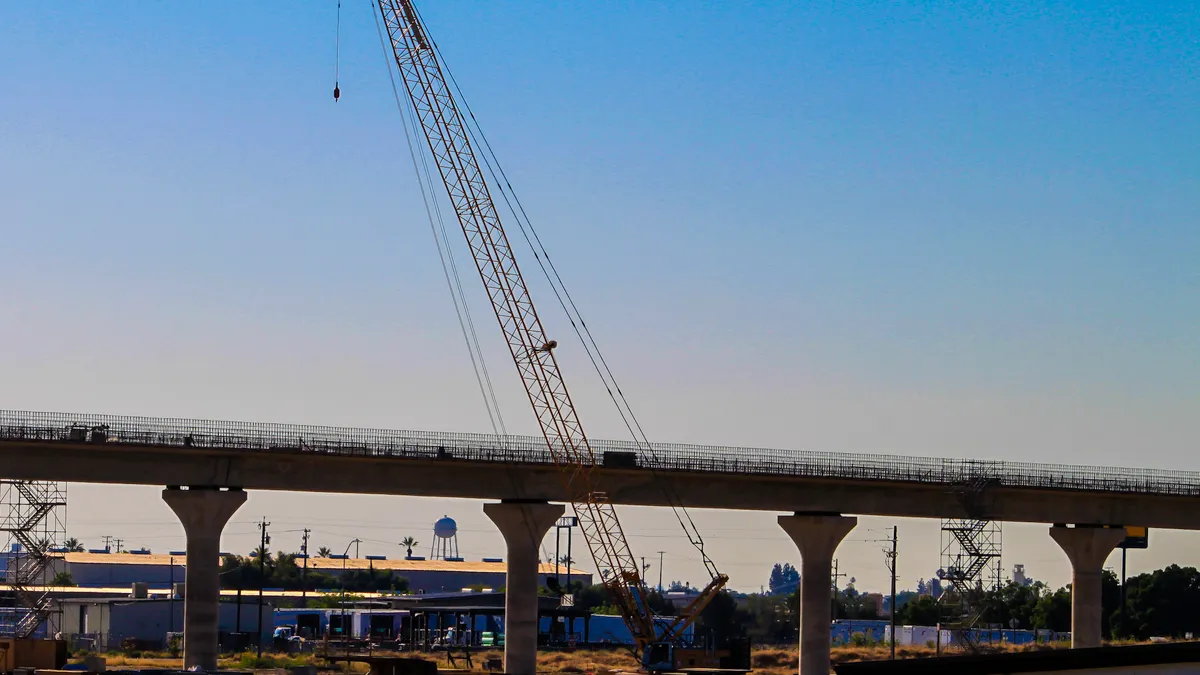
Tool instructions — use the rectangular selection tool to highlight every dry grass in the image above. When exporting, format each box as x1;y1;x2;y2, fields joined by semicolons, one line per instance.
532;648;639;674
532;644;1069;675
76;651;370;673
84;643;1111;674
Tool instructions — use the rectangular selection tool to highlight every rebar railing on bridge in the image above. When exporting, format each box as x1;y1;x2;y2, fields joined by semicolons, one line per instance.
0;409;1197;498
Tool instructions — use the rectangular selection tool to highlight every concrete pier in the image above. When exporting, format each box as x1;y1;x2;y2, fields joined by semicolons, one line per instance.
484;501;564;675
1049;524;1126;649
779;514;857;675
163;486;247;671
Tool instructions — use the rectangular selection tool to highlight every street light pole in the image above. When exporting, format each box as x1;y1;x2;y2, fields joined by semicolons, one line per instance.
342;539;361;674
302;529;310;608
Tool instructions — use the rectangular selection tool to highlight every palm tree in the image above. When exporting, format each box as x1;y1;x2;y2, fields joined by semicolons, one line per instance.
317;546;332;558
63;538;85;553
400;537;418;559
252;545;272;565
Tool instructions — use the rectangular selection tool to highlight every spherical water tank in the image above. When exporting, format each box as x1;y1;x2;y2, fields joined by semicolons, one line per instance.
434;515;457;539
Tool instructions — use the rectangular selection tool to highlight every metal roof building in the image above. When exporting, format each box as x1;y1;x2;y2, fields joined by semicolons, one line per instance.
42;552;591;594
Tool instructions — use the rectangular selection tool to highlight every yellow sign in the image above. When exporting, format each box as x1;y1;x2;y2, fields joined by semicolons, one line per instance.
1120;526;1149;549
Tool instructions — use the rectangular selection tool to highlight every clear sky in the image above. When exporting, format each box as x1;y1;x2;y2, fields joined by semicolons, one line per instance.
2;1;1197;594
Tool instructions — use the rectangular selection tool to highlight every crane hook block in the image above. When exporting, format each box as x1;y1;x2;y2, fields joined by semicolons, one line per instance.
333;84;341;102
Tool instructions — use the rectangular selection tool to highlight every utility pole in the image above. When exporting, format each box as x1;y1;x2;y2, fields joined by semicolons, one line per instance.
102;535;113;552
169;556;175;634
257;518;270;659
886;526;898;660
236;561;243;632
831;559;846;621
555;524;562;588
1120;545;1128;634
566;525;573;588
302;529;311;608
114;538;123;554
657;551;665;593
566;521;574;639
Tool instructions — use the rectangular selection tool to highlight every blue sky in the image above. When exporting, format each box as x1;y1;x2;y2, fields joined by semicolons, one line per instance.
2;1;1197;592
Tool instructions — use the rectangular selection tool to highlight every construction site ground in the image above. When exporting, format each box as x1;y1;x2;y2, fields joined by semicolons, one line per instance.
57;643;1165;675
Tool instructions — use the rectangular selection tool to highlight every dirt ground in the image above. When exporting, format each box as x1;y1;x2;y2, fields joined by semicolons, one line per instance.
88;642;1063;674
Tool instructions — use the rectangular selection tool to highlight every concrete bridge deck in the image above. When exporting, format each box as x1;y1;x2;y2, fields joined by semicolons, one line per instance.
1;409;1197;529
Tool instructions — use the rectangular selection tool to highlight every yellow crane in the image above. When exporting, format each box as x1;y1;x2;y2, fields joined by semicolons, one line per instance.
374;0;734;667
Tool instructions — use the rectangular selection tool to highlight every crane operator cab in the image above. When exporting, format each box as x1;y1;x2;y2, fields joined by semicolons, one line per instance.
641;638;751;674
642;642;680;673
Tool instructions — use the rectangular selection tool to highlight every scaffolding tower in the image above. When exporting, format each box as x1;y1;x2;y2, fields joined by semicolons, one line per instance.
939;518;1003;597
0;480;66;638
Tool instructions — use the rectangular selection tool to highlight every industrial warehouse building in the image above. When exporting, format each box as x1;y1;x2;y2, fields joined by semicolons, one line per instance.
54;596;274;652
23;551;591;594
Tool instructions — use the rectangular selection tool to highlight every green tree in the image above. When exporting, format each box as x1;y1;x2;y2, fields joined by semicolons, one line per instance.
308;593;365;609
768;563;800;595
252;545;272;566
400;537;418;559
895;595;944;626
51;571;75;587
1101;569;1121;638
317;547;332;558
573;583;615;613
976;580;1048;630
62;538;85;553
741;591;797;644
341;568;409;593
833;585;879;620
696;590;750;644
1119;565;1200;639
1032;587;1072;632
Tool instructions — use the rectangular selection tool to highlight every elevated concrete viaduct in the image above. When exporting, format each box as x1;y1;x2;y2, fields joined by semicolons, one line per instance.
0;439;1196;528
3;412;1198;673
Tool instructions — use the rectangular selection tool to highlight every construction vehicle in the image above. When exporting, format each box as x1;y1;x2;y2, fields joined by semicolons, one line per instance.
372;2;747;672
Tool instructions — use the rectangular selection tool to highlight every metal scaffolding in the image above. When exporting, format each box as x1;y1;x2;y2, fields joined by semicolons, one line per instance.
939;518;1002;597
0;480;66;638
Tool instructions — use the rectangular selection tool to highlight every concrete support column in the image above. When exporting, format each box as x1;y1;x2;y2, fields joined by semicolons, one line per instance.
779;514;857;675
484;501;564;675
1049;524;1125;649
163;487;247;672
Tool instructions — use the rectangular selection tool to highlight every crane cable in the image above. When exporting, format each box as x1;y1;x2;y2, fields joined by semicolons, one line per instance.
371;3;508;437
411;4;720;580
373;1;553;567
333;1;342;101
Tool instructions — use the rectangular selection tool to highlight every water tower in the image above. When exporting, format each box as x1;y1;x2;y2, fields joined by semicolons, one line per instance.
430;515;460;561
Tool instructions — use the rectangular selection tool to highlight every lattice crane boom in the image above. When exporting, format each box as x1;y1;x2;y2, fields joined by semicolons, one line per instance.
376;0;725;651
